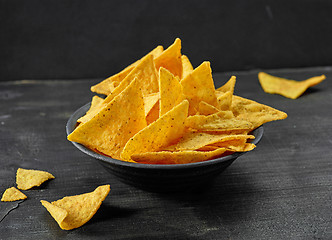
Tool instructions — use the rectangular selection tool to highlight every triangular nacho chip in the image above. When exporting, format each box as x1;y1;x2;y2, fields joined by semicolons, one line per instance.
78;95;104;124
159;67;185;116
232;95;288;129
1;187;27;202
258;72;326;99
68;78;147;159
41;185;110;230
165;132;254;151
216;76;236;93
185;111;253;132
181;61;218;115
131;148;227;164
121;100;189;161
154;38;182;77
144;92;160;117
181;55;194;79
16;168;55;190
91;45;163;95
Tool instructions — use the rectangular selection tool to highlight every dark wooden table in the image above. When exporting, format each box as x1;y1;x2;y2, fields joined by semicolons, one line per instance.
0;67;331;239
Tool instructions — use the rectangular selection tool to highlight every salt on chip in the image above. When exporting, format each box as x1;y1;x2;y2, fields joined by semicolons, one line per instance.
68;78;147;160
181;55;194;79
78;96;104;124
159;67;185;116
216;76;236;93
181;61;218;115
258;72;326;99
131;148;227;164
41;185;110;230
16;168;55;190
232;95;288;130
154;38;183;78
91;45;163;95
121;100;189;161
1;187;27;202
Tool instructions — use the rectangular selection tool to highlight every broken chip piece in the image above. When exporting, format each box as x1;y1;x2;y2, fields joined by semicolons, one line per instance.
1;187;27;202
16;168;55;190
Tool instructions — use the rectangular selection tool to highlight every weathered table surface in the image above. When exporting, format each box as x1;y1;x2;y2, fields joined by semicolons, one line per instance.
0;67;331;240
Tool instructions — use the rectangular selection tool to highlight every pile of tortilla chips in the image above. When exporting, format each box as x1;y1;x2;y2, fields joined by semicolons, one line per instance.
68;38;287;164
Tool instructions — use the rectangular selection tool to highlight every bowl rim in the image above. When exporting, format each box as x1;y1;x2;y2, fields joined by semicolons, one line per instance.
66;102;264;169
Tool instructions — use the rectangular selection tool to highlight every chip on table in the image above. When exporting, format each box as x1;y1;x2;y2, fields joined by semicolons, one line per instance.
41;185;110;230
16;168;55;190
1;187;27;202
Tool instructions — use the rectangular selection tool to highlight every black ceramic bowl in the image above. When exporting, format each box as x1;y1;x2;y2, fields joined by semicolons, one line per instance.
66;103;264;192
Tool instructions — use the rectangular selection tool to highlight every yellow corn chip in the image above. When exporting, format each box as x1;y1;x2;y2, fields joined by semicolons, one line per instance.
91;45;163;95
197;101;220;116
185;111;253;132
131;148;227;164
258;72;326;99
121;100;189;161
77;96;104;124
216;76;236;93
159;67;185;116
41;185;110;230
165;132;254;151
181;55;194;79
217;91;233;111
16;168;55;190
154;38;182;77
181;61;218;115
1;187;27;202
144;92;160;117
146;98;160;125
232;95;288;129
68;78;147;159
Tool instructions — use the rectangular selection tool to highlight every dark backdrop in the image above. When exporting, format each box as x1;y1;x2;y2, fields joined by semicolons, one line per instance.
1;0;332;81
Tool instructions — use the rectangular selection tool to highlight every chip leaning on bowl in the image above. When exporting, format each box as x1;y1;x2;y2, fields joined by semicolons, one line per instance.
67;38;287;164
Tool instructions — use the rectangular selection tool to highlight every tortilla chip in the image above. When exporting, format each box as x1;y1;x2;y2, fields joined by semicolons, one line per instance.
146;98;160;125
91;45;163;95
165;132;254;151
68;78;147;159
232;95;288;129
41;185;110;230
1;187;27;202
16;168;55;190
181;61;218;115
181;55;194;79
159;67;185;116
154;38;182;77
217;91;233;111
216;76;236;93
185;110;253;132
131;148;227;164
121;100;189;161
144;92;160;116
102;53;159;105
258;72;326;99
77;96;104;124
198;101;220;116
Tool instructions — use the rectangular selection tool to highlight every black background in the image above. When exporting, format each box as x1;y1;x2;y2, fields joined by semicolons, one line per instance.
1;0;332;81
